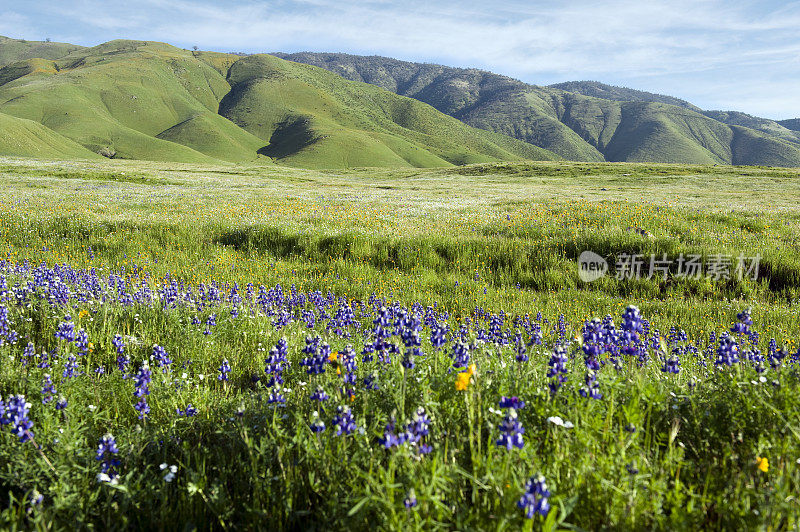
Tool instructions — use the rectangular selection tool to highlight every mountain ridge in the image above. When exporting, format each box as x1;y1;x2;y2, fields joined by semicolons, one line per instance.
275;51;800;167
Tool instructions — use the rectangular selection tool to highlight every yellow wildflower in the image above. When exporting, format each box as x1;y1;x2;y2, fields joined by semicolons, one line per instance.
455;371;471;391
756;456;769;472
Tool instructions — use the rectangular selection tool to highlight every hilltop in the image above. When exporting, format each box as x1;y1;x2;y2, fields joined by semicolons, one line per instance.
548;80;701;111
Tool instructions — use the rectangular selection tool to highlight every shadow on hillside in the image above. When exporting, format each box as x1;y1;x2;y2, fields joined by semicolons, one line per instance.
257;117;320;159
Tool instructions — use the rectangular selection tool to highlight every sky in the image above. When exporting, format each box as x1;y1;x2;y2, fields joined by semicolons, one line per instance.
1;0;798;119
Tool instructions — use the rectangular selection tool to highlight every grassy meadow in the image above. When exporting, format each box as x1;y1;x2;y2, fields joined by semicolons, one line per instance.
1;156;800;529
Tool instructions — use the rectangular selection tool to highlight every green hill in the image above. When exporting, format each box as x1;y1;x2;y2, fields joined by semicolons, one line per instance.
219;54;556;168
272;52;604;162
0;35;84;67
0;40;243;163
0;112;101;159
276;52;800;167
0;37;556;167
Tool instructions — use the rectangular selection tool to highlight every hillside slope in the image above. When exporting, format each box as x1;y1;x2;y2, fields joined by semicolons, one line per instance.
276;52;800;167
0;112;101;159
0;41;248;163
219;54;556;168
0;38;556;167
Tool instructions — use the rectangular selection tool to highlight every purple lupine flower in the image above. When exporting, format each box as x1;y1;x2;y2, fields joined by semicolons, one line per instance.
0;306;15;345
579;371;602;399
715;333;740;366
134;399;150;419
177;405;197;417
404;489;418;509
112;335;129;375
37;349;52;370
55;315;76;342
22;342;35;367
152;345;172;371
310;411;326;433
96;433;120;483
768;341;787;371
4;395;34;442
731;308;753;335
133;364;152;420
203;314;216;335
547;344;569;393
332;405;356;436
582;318;604;370
74;329;89;355
299;336;327;375
363;372;379;390
404;407;432;454
451;341;470;369
302;309;316;329
517;474;551;518
378;416;404;448
496;408;524;450
514;333;528;363
557;314;567;343
133;364;152;397
55;396;68;410
310;386;329;403
662;354;681;374
218;359;231;381
430;323;448;351
265;337;289;387
63;355;80;379
499;396;526;410
41;374;56;404
268;386;287;404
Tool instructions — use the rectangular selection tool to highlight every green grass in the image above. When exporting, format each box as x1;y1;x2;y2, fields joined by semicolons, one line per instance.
1;156;799;329
1;143;800;529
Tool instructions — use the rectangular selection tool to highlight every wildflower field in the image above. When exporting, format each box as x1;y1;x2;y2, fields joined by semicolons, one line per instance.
1;157;800;529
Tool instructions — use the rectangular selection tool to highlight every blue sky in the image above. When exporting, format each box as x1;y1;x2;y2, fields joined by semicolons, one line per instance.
2;0;798;119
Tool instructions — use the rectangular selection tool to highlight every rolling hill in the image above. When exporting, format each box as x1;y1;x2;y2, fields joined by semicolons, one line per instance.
0;34;797;168
0;112;101;159
0;36;557;167
275;52;800;167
